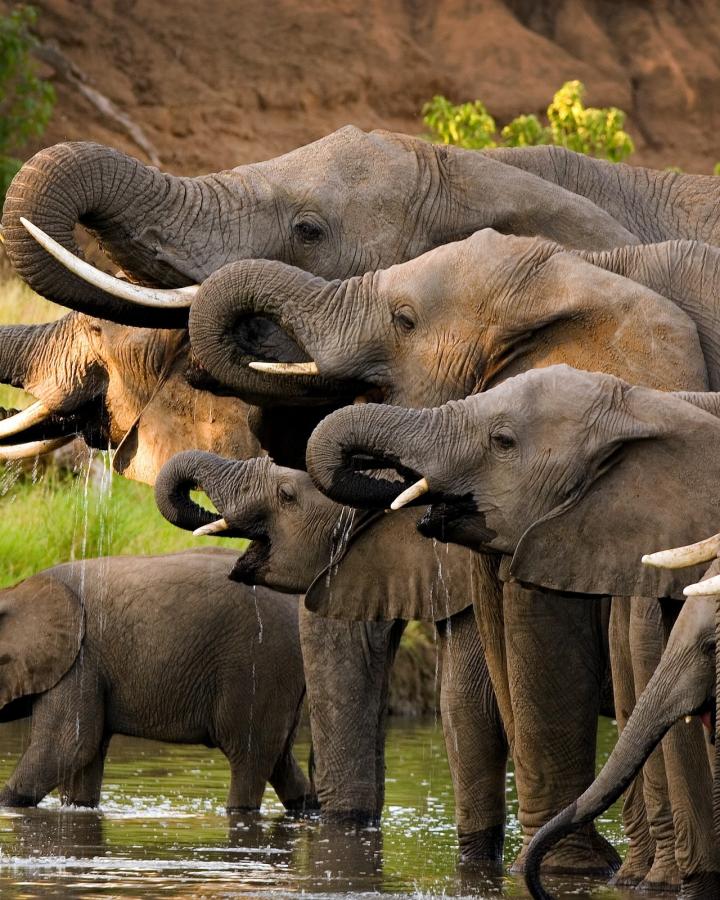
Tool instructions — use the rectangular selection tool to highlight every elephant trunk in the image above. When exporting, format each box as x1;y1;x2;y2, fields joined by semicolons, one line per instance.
2;142;224;328
188;259;355;404
0;319;65;391
525;648;704;900
306;402;449;508
154;450;244;532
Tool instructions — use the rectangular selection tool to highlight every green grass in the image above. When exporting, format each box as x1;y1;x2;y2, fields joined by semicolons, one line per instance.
0;276;239;587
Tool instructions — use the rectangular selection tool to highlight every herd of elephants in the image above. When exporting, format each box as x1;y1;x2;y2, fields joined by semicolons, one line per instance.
0;127;720;899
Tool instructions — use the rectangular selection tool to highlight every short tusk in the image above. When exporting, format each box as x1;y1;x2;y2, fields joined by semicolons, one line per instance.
0;400;53;439
642;533;720;569
0;436;73;460
248;361;320;376
20;218;197;308
684;574;720;597
193;517;230;537
390;477;430;511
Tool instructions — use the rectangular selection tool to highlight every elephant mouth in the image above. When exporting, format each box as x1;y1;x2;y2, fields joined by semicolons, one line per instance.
228;537;271;584
417;498;497;548
0;398;105;458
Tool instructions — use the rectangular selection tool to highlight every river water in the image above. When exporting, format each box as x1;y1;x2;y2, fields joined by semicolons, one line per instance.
0;716;669;899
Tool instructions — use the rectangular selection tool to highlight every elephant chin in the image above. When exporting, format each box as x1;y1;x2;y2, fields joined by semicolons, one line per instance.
228;539;272;585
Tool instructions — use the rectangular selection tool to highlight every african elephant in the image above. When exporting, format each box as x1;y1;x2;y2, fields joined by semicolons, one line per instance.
0;313;258;482
0;310;403;828
0;548;313;812
182;229;720;882
154;451;509;863
305;364;720;896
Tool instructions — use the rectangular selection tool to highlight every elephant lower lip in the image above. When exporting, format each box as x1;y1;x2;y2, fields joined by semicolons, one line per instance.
228;539;271;584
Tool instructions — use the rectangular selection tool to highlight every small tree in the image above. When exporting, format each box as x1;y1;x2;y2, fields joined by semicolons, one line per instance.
423;80;635;163
0;6;55;204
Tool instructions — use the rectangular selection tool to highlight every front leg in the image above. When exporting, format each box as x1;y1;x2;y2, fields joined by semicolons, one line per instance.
59;737;110;808
504;582;620;875
299;605;403;823
437;605;507;866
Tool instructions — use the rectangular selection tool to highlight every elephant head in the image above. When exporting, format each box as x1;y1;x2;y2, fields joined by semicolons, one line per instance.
305;365;720;603
0;574;84;713
185;230;714;412
2;130;640;328
154;449;478;619
523;580;718;900
0;313;258;483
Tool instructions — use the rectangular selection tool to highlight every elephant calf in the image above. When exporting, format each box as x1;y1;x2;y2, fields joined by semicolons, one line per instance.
0;548;313;812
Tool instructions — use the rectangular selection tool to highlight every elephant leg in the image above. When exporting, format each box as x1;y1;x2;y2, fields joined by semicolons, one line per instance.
659;600;720;892
607;596;655;887
0;669;105;807
299;604;404;823
626;596;681;890
226;756;269;812
59;736;110;808
437;605;507;866
504;582;620;875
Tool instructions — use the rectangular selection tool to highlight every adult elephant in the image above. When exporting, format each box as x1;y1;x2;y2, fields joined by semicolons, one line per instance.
154;451;509;864
0;548;312;812
182;229;720;883
303;366;720;898
0;313;257;481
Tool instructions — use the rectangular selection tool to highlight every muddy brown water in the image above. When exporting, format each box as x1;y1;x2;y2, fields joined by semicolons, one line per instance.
0;716;673;899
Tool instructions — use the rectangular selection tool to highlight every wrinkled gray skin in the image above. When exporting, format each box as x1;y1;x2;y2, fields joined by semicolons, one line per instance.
0;549;313;813
305;365;720;894
0;313;258;484
188;230;720;880
154;451;509;862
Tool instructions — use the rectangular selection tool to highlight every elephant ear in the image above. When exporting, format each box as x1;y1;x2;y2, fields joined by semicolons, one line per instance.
305;507;478;621
508;392;720;600
0;574;84;708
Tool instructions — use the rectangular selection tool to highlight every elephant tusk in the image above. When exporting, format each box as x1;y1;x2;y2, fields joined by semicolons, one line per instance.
0;400;53;439
642;533;720;569
0;436;74;460
248;361;320;376
390;477;430;510
20;218;198;308
193;517;230;537
683;574;720;597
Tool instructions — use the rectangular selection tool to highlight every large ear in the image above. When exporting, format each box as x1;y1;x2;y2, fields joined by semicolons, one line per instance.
305;507;479;621
508;391;720;600
0;574;84;708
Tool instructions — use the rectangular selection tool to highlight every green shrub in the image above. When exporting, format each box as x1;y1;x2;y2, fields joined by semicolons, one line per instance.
423;80;634;162
0;5;55;203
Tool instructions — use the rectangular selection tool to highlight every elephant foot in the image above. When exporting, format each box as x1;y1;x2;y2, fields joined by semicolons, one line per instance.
610;850;653;888
0;787;36;808
282;791;320;814
458;824;505;867
679;872;720;899
319;808;381;827
510;824;621;876
636;852;681;892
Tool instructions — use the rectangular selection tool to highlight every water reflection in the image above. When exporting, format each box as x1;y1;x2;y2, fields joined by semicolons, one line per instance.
0;716;672;898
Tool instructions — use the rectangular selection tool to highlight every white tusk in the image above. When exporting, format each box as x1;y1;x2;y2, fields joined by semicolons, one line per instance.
0;400;53;439
390;477;430;511
642;533;720;569
193;517;230;537
0;436;73;460
683;574;720;597
685;716;693;724
20;218;197;308
248;361;320;376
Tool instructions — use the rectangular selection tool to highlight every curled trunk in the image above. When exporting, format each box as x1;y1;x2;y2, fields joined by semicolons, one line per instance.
3;143;226;327
154;450;243;532
305;402;445;508
188;258;353;404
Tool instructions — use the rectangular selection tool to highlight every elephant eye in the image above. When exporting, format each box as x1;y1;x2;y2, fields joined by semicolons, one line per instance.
278;482;297;504
490;430;517;454
293;219;325;244
393;308;416;334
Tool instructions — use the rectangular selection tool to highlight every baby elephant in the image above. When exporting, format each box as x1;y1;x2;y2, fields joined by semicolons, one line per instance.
0;548;313;812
